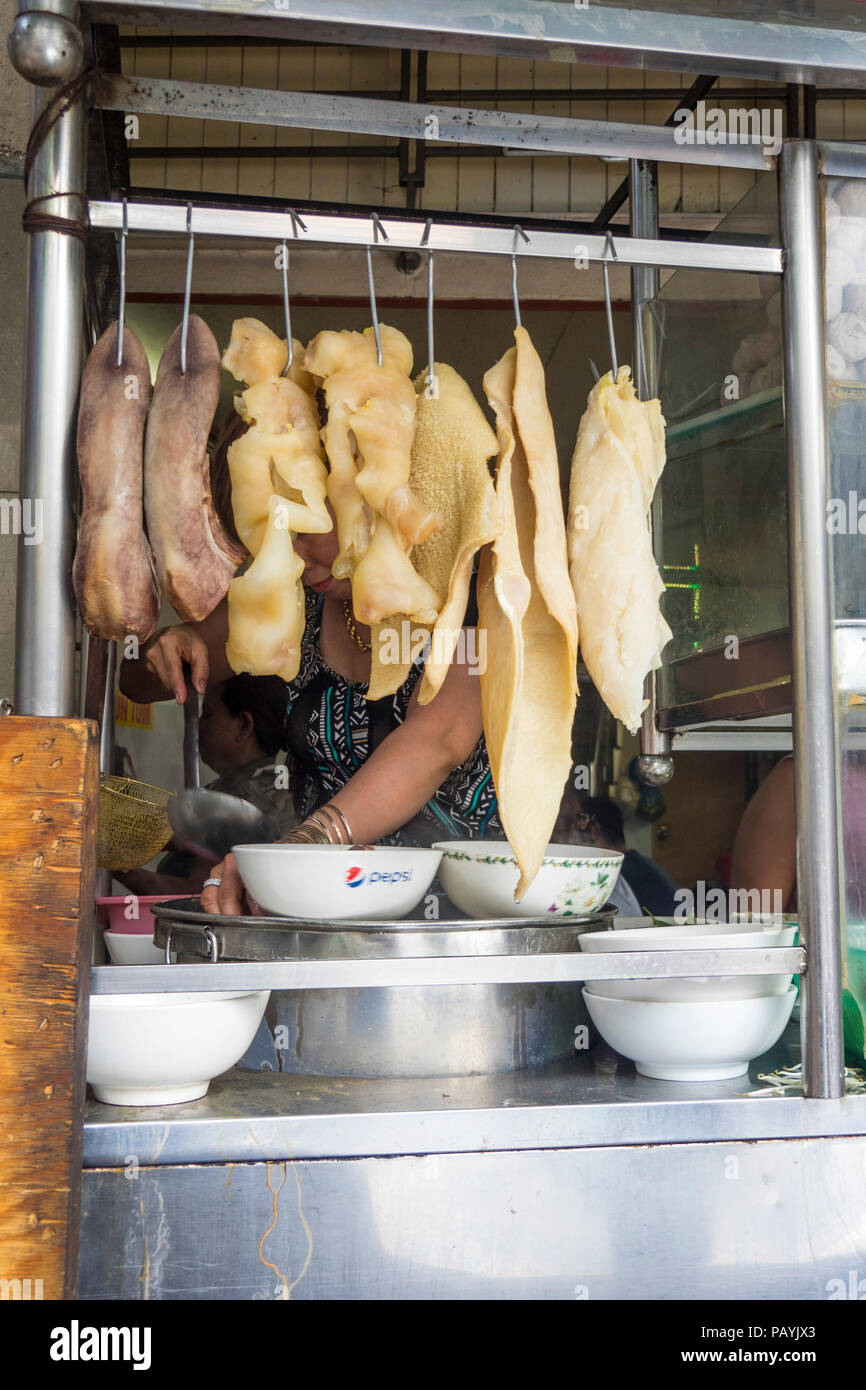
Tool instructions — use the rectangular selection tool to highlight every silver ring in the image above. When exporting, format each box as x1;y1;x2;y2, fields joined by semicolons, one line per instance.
203;877;223;889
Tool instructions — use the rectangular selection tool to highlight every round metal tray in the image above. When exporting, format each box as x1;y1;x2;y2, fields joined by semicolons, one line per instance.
151;897;616;961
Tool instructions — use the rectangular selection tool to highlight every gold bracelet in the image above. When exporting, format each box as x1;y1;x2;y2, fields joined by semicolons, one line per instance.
316;804;347;845
306;810;338;844
284;820;330;845
326;803;353;845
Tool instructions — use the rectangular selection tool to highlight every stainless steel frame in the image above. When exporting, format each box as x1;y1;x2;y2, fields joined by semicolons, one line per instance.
630;157;671;768
80;1069;866;1167
8;6;859;1131
14;5;87;716
89;945;805;994
92;72;775;172
779;140;845;1099
81;0;866;89
77;1139;866;1300
87;199;782;275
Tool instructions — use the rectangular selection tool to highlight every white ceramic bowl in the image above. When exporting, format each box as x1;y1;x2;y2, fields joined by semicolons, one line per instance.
232;844;442;921
433;840;623;920
87;989;270;1105
103;931;168;965
582;987;797;1081
580;922;796;1001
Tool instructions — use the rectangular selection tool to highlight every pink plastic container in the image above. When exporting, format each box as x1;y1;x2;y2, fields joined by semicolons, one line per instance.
95;895;197;936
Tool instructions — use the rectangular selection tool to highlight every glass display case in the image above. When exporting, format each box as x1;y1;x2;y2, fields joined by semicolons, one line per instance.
823;171;866;1032
655;175;790;726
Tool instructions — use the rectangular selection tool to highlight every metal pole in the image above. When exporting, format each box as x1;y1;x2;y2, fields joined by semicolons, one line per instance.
12;9;87;716
779;139;845;1099
631;158;672;773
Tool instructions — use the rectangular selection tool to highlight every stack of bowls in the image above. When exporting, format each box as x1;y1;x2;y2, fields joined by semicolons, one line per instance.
90;896;269;1106
97;893;196;964
579;921;798;1080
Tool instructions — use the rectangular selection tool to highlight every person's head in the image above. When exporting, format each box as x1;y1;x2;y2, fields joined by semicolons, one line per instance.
293;515;351;602
211;414;350;602
578;796;627;850
198;674;287;775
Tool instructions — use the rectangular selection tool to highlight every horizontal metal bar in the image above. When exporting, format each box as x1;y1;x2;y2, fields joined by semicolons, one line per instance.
92;72;775;171
88;199;783;274
82;0;866;89
82;1072;866;1169
128;144;541;161
671;728;794;751
819;139;866;179
90;946;804;994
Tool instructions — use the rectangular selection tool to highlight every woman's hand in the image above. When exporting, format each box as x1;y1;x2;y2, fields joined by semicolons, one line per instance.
118;598;232;704
141;624;211;703
200;852;250;916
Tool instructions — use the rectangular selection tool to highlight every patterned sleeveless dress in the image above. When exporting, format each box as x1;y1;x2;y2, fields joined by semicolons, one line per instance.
282;587;502;846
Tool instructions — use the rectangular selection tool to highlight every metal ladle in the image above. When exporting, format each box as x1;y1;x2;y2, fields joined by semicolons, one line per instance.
167;671;279;860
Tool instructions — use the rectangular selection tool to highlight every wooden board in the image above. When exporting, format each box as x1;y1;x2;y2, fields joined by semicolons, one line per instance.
0;717;98;1300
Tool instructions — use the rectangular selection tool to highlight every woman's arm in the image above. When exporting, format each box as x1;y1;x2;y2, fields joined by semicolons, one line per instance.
203;643;485;915
119;598;232;703
328;657;483;844
730;756;797;908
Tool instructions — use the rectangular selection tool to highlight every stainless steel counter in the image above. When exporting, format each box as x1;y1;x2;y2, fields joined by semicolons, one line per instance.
79;1024;866;1300
82;1030;866;1167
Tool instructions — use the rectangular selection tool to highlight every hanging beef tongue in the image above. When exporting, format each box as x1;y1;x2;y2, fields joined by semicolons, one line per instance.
144;315;246;622
72;322;160;642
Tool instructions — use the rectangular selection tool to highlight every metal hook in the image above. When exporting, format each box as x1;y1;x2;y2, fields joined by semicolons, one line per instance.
115;198;128;369
511;226;529;331
420;217;433;248
180;202;195;375
279;242;293;376
601;230;618;378
635;294;647;399
511;256;521;329
371;212;389;244
425;248;435;398
365;245;383;367
288;207;307;238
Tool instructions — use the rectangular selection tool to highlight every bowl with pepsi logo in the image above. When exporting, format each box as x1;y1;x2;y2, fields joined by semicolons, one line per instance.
231;844;442;921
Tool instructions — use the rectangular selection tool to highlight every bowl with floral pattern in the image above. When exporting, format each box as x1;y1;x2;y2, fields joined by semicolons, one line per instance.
432;840;623;919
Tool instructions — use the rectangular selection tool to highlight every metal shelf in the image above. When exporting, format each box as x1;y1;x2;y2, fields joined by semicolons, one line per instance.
90;945;804;994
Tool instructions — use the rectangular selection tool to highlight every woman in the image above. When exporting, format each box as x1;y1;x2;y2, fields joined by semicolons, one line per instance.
119;510;501;916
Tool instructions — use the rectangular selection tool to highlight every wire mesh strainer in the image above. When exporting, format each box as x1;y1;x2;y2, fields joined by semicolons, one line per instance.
97;775;175;872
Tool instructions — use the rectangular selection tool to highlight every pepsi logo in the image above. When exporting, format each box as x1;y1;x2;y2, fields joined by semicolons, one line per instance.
346;866;365;887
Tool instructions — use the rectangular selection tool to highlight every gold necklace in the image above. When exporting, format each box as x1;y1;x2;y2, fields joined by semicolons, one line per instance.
341;599;371;652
